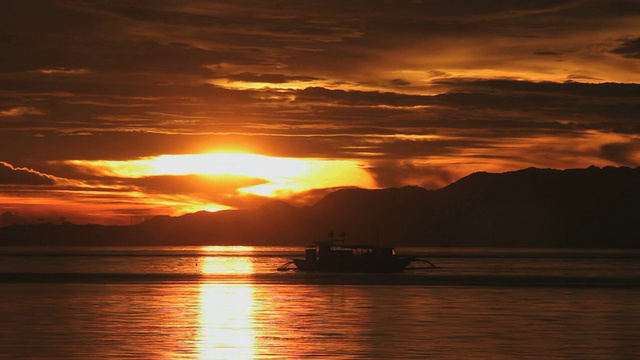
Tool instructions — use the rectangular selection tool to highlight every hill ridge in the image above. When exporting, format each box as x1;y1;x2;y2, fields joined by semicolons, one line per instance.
1;166;639;247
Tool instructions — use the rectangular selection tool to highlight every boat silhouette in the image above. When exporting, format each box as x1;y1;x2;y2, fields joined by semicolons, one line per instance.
278;232;435;273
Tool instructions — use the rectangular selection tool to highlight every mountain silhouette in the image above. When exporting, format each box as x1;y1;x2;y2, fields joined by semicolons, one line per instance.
1;166;639;247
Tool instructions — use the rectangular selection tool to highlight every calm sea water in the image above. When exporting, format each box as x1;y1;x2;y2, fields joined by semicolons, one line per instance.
0;246;639;359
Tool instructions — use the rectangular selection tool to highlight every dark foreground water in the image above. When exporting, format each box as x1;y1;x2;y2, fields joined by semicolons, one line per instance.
0;246;639;359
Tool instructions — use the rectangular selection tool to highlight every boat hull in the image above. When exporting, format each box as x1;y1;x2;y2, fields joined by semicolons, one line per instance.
292;256;413;273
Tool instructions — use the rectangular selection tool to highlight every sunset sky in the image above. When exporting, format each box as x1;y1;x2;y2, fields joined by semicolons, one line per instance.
1;0;639;225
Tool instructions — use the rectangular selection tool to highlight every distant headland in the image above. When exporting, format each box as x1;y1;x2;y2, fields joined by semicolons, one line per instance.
1;166;639;248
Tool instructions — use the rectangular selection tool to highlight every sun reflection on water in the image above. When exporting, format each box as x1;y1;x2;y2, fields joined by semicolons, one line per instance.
199;246;255;275
198;252;257;359
201;246;256;253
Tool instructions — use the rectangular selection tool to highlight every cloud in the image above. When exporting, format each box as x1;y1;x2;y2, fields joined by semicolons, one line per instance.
292;80;640;129
0;162;56;185
367;160;463;190
295;87;434;107
600;140;640;166
534;51;562;56
34;68;92;75
611;37;640;59
0;107;44;117
1;0;640;224
127;174;268;208
224;72;320;84
443;79;640;98
389;78;411;86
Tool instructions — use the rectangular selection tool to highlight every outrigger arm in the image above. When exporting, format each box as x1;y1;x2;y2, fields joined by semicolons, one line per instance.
406;258;437;270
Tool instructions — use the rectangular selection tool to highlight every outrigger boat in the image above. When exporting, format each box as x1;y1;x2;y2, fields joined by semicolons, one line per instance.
278;232;435;273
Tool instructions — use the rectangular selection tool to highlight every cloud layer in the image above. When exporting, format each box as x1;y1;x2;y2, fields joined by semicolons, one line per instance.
1;0;639;224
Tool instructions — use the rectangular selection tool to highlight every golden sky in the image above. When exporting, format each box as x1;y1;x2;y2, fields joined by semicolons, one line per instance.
1;0;640;225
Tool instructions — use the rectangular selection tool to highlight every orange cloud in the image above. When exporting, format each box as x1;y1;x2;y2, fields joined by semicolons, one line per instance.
34;68;92;75
0;107;44;117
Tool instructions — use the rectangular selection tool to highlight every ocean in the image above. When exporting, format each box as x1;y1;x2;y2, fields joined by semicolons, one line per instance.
0;246;638;359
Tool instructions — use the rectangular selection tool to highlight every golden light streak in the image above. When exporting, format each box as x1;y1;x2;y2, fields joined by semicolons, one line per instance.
207;78;386;93
153;195;232;214
208;79;326;91
67;152;376;197
199;248;255;275
0;107;44;117
198;255;257;359
198;284;256;359
34;68;91;75
201;246;255;253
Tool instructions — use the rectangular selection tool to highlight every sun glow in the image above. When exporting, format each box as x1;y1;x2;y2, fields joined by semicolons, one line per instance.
67;152;375;197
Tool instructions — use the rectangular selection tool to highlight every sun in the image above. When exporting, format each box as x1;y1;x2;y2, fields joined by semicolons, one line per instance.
147;153;312;182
